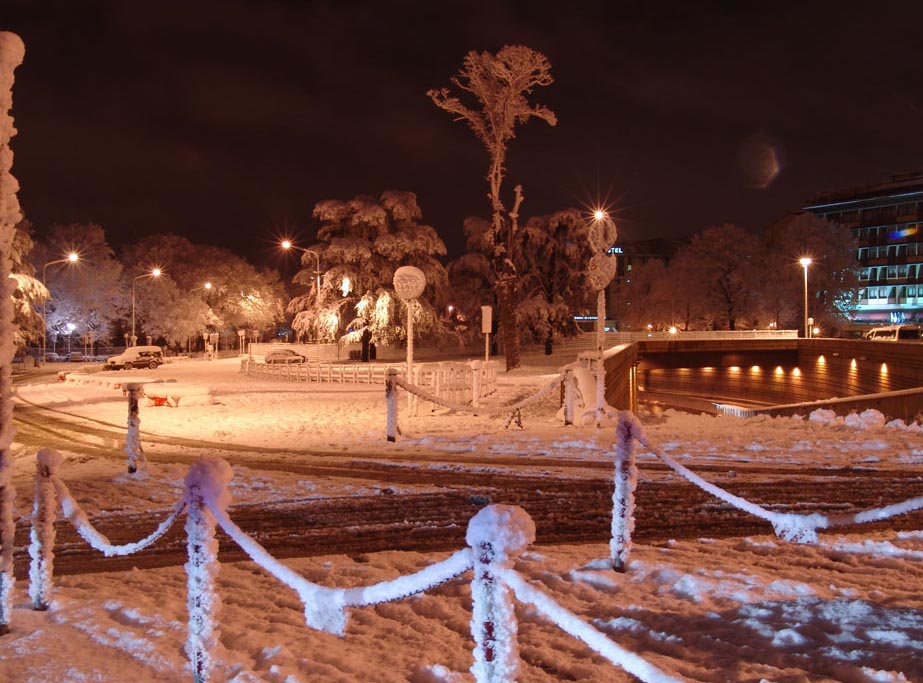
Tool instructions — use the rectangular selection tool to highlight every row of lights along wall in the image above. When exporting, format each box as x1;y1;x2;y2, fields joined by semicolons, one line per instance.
638;345;910;408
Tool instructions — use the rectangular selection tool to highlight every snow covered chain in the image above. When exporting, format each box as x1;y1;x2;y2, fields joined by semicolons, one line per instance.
386;368;569;441
25;451;680;683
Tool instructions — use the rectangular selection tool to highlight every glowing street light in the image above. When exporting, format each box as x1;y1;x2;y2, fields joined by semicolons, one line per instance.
589;208;618;427
799;257;812;338
281;240;322;295
131;268;162;346
41;252;79;363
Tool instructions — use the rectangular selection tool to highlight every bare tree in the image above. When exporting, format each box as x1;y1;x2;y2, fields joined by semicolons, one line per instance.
429;45;556;370
685;224;761;330
758;212;858;334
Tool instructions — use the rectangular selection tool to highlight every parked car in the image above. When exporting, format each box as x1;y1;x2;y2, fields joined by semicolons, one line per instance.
104;345;165;370
864;325;922;341
264;348;307;364
44;352;63;362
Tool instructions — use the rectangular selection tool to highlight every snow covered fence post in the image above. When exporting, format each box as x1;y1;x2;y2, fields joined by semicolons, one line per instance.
467;504;536;683
123;382;148;474
184;457;232;683
386;367;399;442
471;360;481;411
563;367;574;426
611;411;640;572
0;29;25;638
28;448;63;611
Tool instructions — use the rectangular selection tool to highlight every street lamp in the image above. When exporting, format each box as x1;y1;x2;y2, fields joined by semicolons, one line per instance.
799;257;812;338
281;240;322;295
589;209;618;427
131;268;162;346
191;281;212;293
41;252;79;363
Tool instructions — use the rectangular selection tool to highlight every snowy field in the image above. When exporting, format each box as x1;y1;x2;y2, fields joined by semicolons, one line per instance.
2;356;923;682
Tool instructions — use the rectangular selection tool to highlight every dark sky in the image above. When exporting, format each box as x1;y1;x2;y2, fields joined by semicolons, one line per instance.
3;0;923;266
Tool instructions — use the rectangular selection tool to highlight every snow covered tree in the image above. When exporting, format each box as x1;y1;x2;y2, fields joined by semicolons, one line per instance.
429;45;556;370
6;220;45;348
516;208;599;350
288;192;450;353
120;235;285;349
30;223;123;352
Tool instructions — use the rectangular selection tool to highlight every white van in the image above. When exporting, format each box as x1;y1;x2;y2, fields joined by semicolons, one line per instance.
864;325;922;341
105;345;165;370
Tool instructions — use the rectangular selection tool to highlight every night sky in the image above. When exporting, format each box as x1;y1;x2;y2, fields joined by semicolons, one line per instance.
3;0;922;266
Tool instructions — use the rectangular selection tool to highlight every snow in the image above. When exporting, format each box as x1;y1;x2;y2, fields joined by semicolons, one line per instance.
0;356;922;681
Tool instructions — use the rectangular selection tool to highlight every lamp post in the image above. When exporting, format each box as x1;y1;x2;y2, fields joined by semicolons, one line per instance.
589;209;617;427
41;252;78;363
799;257;812;339
131;268;161;346
281;240;322;294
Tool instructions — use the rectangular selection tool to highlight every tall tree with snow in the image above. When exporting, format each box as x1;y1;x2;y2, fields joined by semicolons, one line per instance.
0;29;24;636
445;216;496;349
429;45;557;371
288;192;450;354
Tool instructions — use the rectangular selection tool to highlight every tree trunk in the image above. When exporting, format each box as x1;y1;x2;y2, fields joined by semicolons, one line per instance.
360;328;371;363
496;277;520;371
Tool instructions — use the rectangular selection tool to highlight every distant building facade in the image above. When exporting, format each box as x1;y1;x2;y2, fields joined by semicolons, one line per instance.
805;172;923;326
604;237;679;329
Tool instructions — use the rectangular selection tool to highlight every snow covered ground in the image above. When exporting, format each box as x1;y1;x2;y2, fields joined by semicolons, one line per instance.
2;356;923;682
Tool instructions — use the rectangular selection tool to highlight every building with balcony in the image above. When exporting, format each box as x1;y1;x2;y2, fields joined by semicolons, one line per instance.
804;172;923;327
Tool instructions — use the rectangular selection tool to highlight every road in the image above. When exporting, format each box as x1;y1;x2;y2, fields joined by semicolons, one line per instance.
10;388;923;577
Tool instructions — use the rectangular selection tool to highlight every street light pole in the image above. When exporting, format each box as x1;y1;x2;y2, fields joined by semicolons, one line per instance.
41;252;78;363
131;268;161;346
281;240;322;294
589;209;618;427
799;257;812;339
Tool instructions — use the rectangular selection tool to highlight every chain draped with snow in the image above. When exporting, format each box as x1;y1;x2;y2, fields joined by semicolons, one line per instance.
27;449;187;611
195;468;679;683
609;411;923;570
26;452;681;683
386;368;567;440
